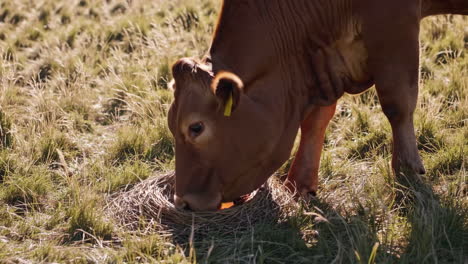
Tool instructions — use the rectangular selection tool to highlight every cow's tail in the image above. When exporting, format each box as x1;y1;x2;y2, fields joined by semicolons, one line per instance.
422;0;468;17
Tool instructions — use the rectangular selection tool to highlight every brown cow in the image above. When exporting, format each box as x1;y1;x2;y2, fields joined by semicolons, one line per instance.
168;0;468;211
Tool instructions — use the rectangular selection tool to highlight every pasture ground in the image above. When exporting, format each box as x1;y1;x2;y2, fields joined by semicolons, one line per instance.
0;0;466;263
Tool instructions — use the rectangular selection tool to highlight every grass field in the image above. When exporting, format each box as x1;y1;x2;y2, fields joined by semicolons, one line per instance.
0;0;466;263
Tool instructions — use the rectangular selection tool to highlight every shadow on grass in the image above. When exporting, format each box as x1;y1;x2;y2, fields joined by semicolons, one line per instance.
169;172;466;263
171;190;398;263
393;172;466;263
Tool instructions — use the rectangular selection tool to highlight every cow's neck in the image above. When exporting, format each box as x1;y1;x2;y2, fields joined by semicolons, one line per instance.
210;0;356;119
208;0;359;174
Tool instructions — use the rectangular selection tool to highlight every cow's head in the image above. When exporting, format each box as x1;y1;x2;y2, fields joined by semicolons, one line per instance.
168;58;280;211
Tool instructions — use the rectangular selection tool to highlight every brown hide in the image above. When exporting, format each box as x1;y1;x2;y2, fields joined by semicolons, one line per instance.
169;0;467;211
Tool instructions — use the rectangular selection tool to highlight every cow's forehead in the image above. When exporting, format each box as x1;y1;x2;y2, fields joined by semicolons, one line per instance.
175;81;217;123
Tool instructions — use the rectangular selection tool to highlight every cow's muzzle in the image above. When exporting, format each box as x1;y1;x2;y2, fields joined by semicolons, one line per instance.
174;193;222;211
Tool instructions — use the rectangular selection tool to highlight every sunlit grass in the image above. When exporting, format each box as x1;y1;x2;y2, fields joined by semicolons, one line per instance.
0;1;466;262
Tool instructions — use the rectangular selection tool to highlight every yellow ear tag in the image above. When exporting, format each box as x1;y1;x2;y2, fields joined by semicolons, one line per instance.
224;92;233;117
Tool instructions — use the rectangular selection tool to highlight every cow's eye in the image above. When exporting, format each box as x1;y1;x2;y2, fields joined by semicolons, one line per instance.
188;122;204;137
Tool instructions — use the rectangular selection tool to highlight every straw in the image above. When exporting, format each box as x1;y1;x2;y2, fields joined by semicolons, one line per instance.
106;172;299;240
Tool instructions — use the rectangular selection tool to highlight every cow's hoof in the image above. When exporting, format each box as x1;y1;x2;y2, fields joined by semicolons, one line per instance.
299;190;318;204
284;180;318;202
416;166;426;175
395;161;426;178
408;160;426;175
298;186;318;197
395;152;426;176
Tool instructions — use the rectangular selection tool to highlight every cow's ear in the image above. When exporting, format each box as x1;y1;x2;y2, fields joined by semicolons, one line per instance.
211;72;244;116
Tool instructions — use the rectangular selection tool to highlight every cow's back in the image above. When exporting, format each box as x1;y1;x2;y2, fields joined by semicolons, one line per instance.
422;0;468;16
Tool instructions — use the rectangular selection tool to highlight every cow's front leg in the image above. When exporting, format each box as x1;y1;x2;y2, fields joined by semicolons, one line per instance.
286;103;336;196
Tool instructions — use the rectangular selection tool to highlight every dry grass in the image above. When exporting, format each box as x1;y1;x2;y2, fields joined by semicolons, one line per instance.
0;0;466;263
107;172;298;240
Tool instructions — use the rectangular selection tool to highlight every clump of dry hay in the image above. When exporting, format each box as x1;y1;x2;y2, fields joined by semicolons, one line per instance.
107;172;299;239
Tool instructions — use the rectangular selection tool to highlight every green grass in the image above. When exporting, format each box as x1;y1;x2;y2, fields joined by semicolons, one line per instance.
66;190;114;241
0;1;466;262
0;110;13;149
1;165;52;209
